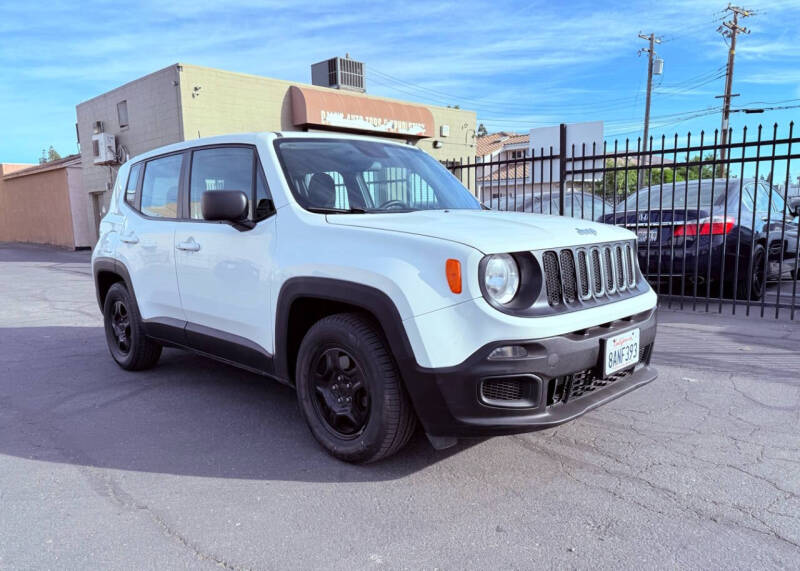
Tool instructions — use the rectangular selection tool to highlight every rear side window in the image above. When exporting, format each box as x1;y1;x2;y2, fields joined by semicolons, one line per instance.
763;183;785;216
140;154;182;218
189;147;254;220
125;163;142;207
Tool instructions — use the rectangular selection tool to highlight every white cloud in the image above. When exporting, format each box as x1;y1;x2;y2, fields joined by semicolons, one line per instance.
740;70;800;85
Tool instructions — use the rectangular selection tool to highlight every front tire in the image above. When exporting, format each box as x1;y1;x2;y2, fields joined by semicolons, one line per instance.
295;313;417;463
103;282;162;370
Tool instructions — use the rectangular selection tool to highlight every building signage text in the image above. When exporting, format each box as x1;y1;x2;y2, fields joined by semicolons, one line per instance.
320;110;427;136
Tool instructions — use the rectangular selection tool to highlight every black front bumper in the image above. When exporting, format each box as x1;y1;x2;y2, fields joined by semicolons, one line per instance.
401;308;658;438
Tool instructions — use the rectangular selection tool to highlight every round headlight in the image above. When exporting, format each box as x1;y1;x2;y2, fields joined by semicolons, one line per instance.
484;254;520;304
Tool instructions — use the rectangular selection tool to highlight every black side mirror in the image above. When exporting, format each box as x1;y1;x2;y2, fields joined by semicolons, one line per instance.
202;190;248;222
788;196;800;218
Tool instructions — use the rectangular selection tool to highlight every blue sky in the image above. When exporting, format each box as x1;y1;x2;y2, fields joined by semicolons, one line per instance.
1;0;799;164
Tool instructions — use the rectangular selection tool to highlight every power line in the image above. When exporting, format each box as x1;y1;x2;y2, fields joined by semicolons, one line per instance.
660;14;726;43
367;68;643;113
736;97;800;107
653;72;726;97
366;73;648;120
605;107;723;138
478;105;723;128
655;65;727;89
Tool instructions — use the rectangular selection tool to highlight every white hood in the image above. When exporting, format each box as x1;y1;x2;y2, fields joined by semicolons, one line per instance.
326;210;634;254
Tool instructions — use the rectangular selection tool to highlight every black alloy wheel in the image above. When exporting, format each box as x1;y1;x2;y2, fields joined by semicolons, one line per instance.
103;282;162;370
295;312;417;463
110;300;132;355
310;347;370;438
749;244;766;301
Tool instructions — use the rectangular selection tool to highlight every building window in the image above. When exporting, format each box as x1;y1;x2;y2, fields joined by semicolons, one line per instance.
509;150;525;160
117;100;129;129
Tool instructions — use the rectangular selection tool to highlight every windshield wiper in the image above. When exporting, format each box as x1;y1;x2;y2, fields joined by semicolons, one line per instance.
306;206;369;214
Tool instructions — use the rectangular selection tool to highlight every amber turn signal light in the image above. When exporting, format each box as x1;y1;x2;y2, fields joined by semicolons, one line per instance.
446;259;462;294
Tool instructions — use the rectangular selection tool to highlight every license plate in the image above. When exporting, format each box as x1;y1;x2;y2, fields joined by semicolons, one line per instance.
603;328;640;377
636;228;659;243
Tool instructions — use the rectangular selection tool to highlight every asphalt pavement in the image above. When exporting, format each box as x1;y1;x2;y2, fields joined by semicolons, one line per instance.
1;242;799;569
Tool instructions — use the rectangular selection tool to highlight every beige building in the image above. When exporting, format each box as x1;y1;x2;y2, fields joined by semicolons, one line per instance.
76;62;477;242
0;155;91;249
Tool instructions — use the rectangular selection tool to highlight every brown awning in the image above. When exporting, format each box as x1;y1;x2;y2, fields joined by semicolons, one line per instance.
290;85;433;138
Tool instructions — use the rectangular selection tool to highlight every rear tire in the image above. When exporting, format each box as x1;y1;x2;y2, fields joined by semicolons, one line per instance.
295;312;417;463
103;282;162;370
737;244;766;301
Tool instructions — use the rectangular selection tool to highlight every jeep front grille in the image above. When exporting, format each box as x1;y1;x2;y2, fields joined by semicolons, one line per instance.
591;249;602;293
576;251;590;298
541;241;638;306
542;251;562;306
559;250;578;303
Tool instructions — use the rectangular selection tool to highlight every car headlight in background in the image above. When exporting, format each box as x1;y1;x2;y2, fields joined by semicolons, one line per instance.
484;254;520;304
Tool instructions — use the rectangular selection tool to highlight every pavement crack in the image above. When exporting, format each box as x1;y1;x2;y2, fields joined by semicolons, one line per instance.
85;469;250;570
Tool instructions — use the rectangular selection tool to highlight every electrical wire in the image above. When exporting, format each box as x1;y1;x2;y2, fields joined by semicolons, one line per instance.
655;66;726;90
367;68;643;113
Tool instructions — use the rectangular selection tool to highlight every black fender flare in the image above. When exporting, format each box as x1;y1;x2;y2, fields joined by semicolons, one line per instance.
273;277;418;381
92;257;136;311
273;277;478;436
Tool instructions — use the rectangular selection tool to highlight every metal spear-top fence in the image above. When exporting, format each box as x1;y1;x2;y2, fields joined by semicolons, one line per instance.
447;122;800;320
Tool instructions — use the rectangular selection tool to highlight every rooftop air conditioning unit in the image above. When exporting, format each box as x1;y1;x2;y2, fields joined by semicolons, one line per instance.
311;56;366;93
92;132;117;165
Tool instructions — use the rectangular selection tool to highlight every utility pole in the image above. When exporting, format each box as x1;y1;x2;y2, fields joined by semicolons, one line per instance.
717;5;752;165
638;33;661;188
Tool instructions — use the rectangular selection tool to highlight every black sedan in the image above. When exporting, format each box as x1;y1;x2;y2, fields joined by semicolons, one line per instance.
601;179;800;300
489;190;612;221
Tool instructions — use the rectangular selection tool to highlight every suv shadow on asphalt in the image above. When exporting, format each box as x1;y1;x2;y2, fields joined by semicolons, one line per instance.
0;325;479;481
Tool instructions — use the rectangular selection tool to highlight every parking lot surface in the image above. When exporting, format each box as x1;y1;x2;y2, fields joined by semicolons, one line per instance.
1;242;799;569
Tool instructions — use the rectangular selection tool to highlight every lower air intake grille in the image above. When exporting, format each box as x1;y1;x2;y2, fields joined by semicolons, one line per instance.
547;343;653;406
640;342;652;363
568;367;633;400
481;378;525;401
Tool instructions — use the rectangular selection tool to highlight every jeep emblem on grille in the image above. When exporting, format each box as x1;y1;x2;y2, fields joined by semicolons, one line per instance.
575;227;597;236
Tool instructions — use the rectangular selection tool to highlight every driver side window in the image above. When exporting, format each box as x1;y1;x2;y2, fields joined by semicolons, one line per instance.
189;147;254;220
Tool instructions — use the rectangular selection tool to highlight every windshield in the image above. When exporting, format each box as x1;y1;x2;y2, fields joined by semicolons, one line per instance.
274;138;481;213
619;179;732;212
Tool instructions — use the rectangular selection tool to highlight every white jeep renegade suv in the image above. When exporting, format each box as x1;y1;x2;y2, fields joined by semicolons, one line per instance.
92;132;658;463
